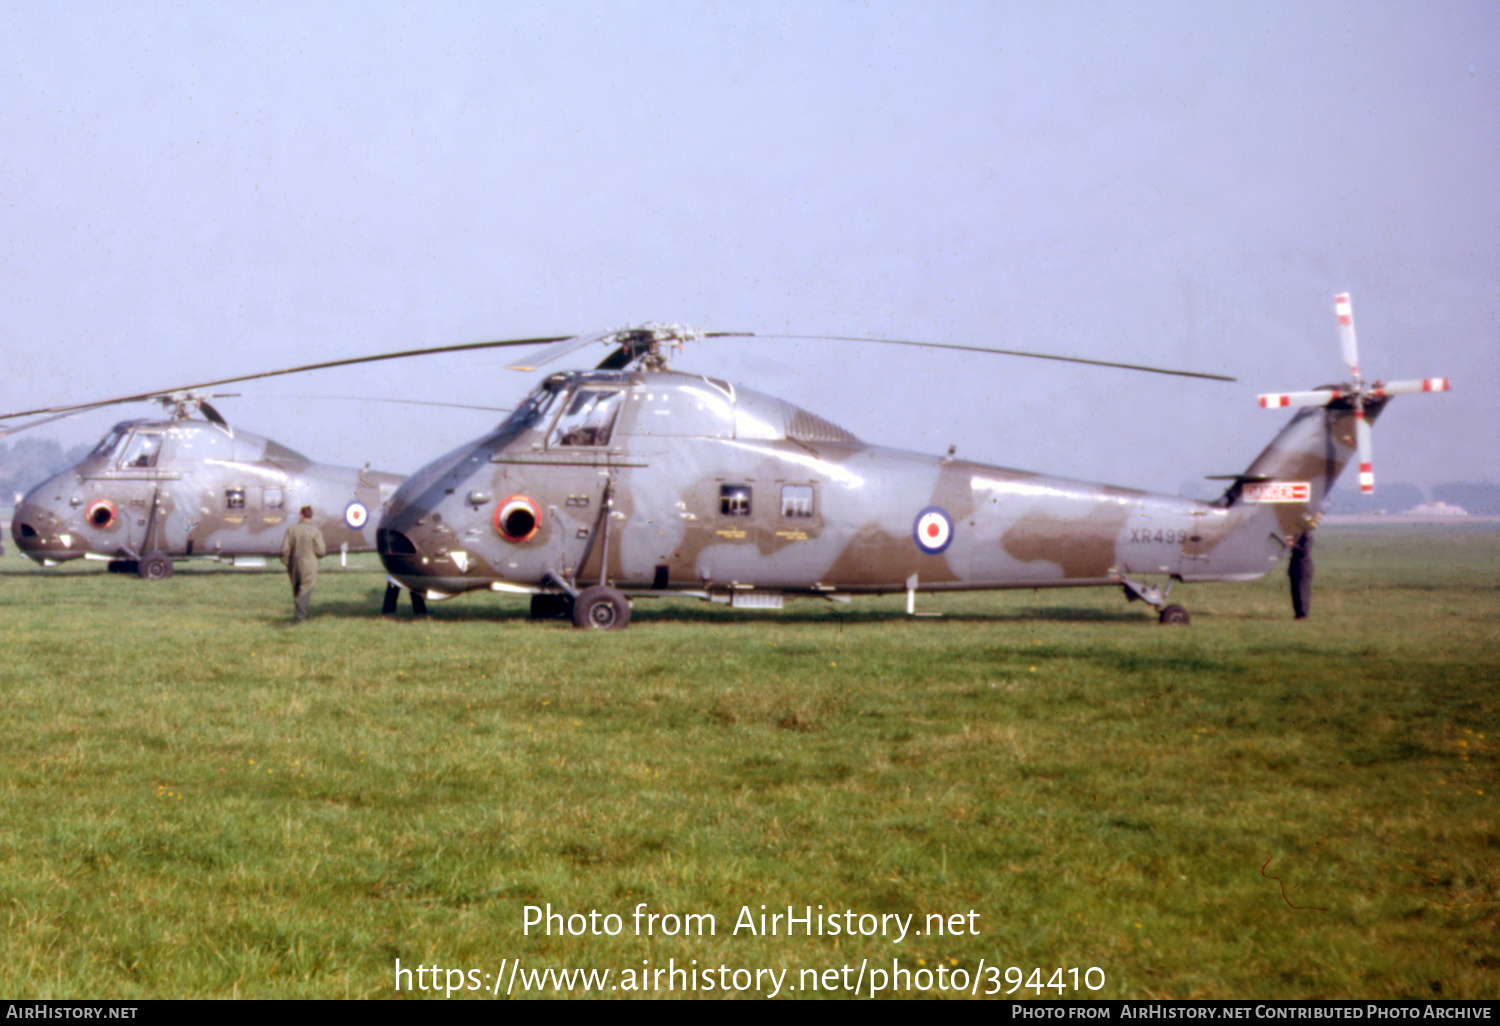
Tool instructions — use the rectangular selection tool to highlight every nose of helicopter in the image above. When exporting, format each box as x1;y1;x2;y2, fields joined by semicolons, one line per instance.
10;499;87;564
376;483;485;596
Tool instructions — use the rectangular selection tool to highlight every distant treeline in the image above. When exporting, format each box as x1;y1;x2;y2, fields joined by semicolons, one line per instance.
1326;481;1500;515
0;438;94;504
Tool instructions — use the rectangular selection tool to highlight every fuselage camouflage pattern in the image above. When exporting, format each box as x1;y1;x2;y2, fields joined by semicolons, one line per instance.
376;369;1381;616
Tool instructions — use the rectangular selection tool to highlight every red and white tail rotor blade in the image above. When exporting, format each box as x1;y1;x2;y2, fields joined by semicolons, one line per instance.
1259;293;1453;497
1354;404;1375;493
1335;292;1362;384
1371;377;1451;397
1257;389;1343;409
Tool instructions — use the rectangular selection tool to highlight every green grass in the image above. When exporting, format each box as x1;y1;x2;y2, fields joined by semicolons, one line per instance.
0;525;1496;999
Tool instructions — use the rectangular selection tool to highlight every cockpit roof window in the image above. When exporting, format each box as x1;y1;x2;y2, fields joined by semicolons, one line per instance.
90;425;129;460
498;381;564;433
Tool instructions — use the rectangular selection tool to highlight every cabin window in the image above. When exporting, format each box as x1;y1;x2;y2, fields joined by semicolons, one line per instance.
720;484;752;517
551;389;623;447
225;488;246;511
781;485;814;518
118;432;162;469
263;488;284;511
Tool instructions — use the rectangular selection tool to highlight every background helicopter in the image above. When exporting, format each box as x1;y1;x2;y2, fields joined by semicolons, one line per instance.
369;294;1449;629
1;391;406;579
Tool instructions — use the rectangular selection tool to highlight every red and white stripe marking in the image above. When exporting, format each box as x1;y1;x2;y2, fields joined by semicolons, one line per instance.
1335;293;1361;379
1334;293;1353;327
1257;389;1341;408
1244;481;1311;503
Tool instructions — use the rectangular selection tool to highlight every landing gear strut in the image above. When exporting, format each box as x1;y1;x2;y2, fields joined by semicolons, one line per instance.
1120;577;1190;626
382;583;428;616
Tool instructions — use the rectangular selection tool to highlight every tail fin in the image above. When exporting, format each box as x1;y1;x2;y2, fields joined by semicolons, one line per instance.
1218;394;1388;528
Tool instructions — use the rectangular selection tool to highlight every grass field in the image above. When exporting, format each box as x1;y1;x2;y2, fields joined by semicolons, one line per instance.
1;524;1496;1000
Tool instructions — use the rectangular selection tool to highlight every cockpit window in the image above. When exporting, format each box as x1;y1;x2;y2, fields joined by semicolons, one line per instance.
118;432;163;469
498;380;564;433
90;426;128;460
550;389;623;448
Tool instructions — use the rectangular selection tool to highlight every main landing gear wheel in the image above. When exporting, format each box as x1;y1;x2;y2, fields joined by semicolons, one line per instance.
137;553;174;580
1158;604;1190;626
571;585;630;630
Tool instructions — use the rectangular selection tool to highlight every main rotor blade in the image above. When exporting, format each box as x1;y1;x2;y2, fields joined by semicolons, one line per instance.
252;394;514;413
758;334;1237;382
196;399;230;430
509;328;748;373
0;334;573;421
0;409;92;439
505;332;616;372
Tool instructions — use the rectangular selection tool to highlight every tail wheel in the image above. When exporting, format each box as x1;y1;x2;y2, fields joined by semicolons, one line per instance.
1158;604;1190;626
137;552;174;580
571;585;630;630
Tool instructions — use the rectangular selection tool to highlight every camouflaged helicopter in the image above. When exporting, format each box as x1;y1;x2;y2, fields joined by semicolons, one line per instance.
373;293;1449;628
3;392;405;579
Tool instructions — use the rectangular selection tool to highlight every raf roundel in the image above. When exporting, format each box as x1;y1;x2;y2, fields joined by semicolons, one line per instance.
344;501;369;530
913;506;954;555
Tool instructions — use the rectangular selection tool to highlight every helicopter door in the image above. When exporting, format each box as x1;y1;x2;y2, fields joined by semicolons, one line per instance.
543;387;624;584
112;430;169;555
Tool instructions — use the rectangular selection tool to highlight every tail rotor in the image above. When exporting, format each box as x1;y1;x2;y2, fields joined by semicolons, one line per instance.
1257;292;1451;495
1254;293;1452;619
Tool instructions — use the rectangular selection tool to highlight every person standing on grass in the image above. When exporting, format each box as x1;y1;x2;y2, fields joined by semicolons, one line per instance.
1288;530;1313;619
281;505;327;623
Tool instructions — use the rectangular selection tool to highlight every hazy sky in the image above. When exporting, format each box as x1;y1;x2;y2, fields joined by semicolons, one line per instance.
3;2;1495;497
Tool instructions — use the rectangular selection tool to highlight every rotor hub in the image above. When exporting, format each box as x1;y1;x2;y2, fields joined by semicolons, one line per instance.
607;322;703;371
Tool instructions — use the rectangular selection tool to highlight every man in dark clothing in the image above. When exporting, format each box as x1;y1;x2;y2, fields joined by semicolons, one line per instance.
1289;530;1314;619
281;505;327;622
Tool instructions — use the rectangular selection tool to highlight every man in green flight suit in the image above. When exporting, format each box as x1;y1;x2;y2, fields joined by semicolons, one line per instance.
281;505;327;623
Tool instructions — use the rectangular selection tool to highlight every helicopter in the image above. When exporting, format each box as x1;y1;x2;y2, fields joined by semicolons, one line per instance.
3;392;405;579
370;294;1449;628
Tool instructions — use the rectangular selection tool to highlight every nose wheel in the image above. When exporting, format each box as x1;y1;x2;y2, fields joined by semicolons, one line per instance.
571;585;631;630
137;552;174;580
